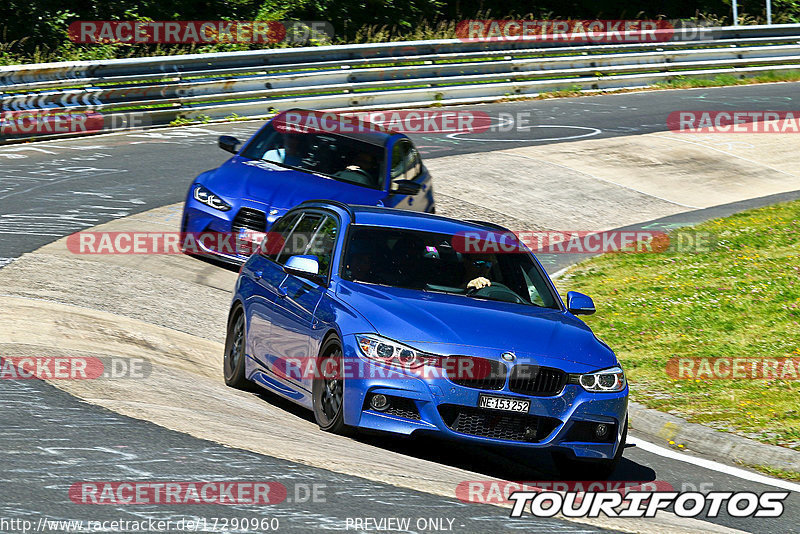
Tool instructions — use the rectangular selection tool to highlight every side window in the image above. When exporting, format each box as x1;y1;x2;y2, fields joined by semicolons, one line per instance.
276;213;322;265
521;260;557;308
260;212;300;261
521;266;545;307
390;140;422;181
390;141;409;180
304;216;338;277
241;124;279;160
404;147;422;180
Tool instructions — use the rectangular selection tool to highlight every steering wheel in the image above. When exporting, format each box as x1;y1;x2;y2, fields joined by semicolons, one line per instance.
348;167;372;178
466;283;527;305
336;167;372;185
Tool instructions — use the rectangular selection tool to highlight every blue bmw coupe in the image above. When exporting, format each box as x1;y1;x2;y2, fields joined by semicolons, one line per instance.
224;200;628;478
181;110;434;264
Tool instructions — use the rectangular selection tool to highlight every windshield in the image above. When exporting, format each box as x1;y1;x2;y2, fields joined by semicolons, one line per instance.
240;124;385;189
340;226;560;308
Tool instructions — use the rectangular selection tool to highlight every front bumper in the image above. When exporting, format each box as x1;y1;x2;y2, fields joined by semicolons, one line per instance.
340;336;628;459
181;194;282;264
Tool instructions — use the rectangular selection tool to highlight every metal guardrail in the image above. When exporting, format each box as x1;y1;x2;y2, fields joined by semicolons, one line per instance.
2;24;800;142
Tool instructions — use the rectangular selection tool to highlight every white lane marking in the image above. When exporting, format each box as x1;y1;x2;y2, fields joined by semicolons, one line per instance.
447;124;602;142
628;436;800;493
0;168;128;201
115;464;153;477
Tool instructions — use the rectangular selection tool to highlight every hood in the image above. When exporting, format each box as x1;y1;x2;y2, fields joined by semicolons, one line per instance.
337;281;616;370
200;157;386;211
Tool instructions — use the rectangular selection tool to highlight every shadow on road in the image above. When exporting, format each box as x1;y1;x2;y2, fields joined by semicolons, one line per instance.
251;385;656;484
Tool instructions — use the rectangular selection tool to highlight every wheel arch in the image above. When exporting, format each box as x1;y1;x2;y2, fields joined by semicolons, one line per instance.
318;329;342;358
228;299;245;324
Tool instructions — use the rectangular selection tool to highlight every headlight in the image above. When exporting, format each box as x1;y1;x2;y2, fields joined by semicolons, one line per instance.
355;335;439;369
569;366;626;393
193;184;231;211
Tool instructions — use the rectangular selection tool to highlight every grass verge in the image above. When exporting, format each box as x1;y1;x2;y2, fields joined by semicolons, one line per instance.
747;464;800;482
559;201;800;454
519;70;800;101
654;70;800;89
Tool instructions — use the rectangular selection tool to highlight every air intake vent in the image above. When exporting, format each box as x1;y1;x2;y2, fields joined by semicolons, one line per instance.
438;405;560;442
231;207;267;234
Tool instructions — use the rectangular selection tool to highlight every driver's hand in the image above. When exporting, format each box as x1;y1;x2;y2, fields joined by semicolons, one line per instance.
467;277;491;290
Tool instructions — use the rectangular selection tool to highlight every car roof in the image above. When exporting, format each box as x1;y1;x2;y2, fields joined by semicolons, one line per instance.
273;109;403;147
298;201;506;235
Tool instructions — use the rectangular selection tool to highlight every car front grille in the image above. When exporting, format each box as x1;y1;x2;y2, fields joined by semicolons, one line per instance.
445;356;507;390
508;365;567;397
231;207;267;234
438;405;560;443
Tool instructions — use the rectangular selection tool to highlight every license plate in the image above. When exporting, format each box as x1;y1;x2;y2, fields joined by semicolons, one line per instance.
237;228;266;244
478;394;530;413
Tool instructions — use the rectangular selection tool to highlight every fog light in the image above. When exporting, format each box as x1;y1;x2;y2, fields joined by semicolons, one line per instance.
370;394;389;411
522;426;538;442
594;423;609;439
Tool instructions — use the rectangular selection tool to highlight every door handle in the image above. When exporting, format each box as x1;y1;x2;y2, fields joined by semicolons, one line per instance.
253;270;263;280
277;286;289;299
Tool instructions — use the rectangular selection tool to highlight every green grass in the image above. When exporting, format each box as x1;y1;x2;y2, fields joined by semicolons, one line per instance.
748;464;800;482
169;114;211;126
655;70;800;89
490;70;800;104
559;200;800;450
536;84;585;98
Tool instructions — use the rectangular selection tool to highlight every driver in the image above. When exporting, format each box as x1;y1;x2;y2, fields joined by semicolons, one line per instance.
263;134;304;166
463;253;494;291
346;152;378;178
282;134;304;166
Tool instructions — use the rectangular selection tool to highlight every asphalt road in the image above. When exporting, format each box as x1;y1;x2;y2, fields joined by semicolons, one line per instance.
2;82;799;259
0;378;609;534
1;82;799;533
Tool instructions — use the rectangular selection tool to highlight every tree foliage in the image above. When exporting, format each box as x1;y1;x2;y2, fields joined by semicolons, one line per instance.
1;0;797;63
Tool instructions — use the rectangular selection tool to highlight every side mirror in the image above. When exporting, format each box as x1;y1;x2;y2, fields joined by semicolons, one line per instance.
284;255;320;280
567;291;596;315
391;179;422;196
218;135;241;154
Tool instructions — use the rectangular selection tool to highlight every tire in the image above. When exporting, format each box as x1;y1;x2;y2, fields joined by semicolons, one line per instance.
312;339;347;434
179;215;191;255
552;418;628;480
223;308;252;389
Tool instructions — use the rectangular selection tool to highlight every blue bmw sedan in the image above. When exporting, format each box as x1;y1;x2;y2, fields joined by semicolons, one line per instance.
224;200;628;478
181;110;434;264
